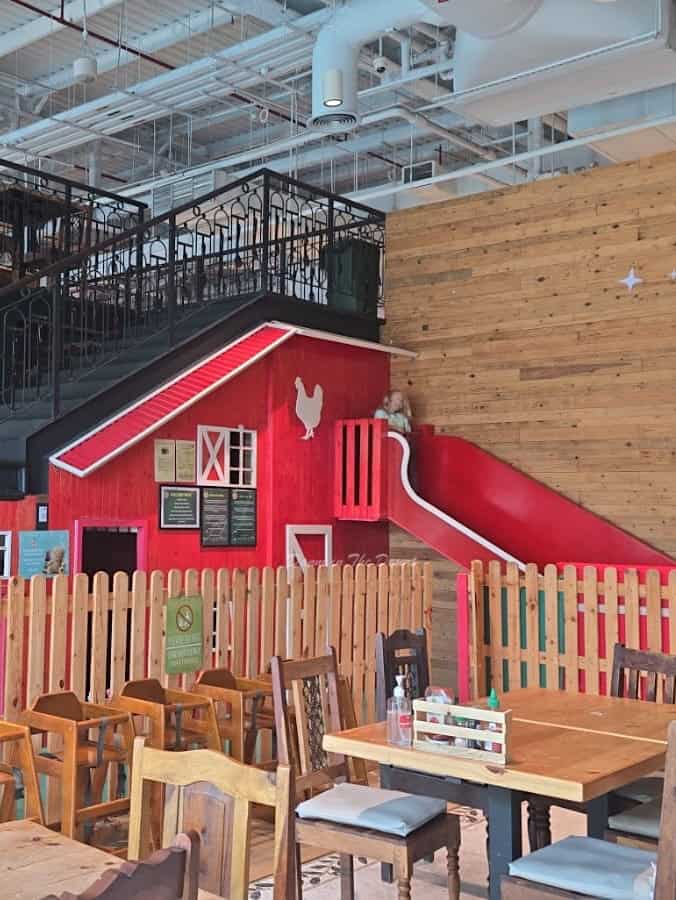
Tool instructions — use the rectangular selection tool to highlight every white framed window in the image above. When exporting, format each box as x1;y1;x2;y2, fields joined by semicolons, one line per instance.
197;425;257;488
0;531;12;578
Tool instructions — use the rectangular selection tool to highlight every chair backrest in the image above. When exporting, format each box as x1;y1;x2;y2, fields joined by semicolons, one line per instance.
270;648;350;795
610;643;676;703
128;738;294;900
47;833;198;900
32;692;84;721
375;628;430;720
655;720;676;896
120;679;167;704
195;668;237;690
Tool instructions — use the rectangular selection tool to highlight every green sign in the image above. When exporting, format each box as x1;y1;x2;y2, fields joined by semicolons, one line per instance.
165;595;204;674
160;486;200;529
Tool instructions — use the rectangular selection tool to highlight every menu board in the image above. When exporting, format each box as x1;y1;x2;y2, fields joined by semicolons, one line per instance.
200;488;230;547
229;489;257;547
176;440;196;483
160;486;200;529
154;440;176;482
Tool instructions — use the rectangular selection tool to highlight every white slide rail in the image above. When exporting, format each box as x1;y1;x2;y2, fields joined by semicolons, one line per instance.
389;431;526;571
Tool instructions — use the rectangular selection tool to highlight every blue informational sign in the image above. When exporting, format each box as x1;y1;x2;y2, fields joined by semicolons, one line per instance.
18;530;69;578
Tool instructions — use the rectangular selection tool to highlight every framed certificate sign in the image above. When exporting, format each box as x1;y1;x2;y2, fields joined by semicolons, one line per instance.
160;486;200;529
229;488;257;547
200;487;230;547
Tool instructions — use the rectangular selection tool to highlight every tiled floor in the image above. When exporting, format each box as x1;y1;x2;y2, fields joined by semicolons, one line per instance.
294;805;588;898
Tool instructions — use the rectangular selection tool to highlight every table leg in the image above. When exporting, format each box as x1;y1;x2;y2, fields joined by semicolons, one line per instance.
586;794;609;839
486;786;522;900
379;766;395;883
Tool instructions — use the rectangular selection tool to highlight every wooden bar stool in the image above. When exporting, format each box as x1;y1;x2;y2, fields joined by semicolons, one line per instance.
0;720;44;824
192;668;274;762
112;679;221;752
23;692;134;842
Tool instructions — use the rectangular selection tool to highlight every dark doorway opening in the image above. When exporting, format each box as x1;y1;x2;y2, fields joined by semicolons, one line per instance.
81;527;139;695
81;527;138;580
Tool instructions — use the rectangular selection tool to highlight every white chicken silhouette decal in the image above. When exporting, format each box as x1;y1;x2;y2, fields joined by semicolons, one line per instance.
294;377;323;440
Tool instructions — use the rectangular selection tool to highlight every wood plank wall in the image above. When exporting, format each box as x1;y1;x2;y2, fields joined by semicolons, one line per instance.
384;149;676;560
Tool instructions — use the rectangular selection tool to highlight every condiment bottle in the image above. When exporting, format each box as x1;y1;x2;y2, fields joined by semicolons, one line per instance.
487;687;501;752
387;674;412;747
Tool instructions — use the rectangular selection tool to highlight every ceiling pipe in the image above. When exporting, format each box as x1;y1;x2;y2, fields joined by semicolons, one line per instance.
309;0;543;131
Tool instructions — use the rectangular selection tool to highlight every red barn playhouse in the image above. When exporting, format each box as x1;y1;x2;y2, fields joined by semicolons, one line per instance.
4;317;675;583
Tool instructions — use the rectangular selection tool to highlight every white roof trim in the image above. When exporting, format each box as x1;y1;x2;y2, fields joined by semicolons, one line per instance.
269;321;417;358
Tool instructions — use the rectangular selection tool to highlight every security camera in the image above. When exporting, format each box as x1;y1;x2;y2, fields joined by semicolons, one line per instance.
373;55;389;75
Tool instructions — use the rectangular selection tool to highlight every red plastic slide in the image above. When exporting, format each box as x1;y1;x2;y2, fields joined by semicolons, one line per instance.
387;427;674;570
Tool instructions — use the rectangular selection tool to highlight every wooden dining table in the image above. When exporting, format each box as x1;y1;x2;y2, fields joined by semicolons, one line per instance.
323;688;675;900
0;819;221;899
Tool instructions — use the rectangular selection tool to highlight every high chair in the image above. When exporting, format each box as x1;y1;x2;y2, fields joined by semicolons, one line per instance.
0;720;44;824
22;692;133;841
112;679;221;752
192;668;274;762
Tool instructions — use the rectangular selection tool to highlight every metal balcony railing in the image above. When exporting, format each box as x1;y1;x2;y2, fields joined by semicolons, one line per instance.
0;169;385;422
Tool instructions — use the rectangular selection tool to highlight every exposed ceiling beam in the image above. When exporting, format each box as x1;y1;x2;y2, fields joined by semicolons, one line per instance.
0;0;124;58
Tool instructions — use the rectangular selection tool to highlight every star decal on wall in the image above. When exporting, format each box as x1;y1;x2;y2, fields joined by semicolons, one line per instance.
619;268;643;292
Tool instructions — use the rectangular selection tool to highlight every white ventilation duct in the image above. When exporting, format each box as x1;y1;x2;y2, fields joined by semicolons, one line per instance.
309;0;543;130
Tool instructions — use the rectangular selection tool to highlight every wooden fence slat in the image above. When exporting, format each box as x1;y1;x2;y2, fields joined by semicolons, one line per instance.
303;566;317;659
27;575;47;707
4;577;25;721
669;571;676;657
316;566;330;656
91;572;109;703
411;563;423;633
543;564;559;692
70;574;89;699
488;560;503;693
389;564;402;634
340;566;354;680
231;570;246;677
365;564;378;723
563;565;579;694
182;569;200;690
130;570;147;681
422;563;433;638
525;564;540;690
260;568;275;673
329;564;342;657
645;570;661;653
505;562;520;692
110;572;129;697
165;570;183;690
352;564;367;724
289;567;303;661
583;566;600;696
246;568;261;678
201;569;215;675
624;570;640;650
604;567;619;680
377;563;389;639
147;571;165;680
400;564;411;634
215;569;231;670
469;561;486;700
274;567;288;660
46;574;69;825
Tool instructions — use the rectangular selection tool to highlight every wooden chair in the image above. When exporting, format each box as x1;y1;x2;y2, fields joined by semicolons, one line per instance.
0;720;44;824
112;679;221;752
375;629;431;721
23;692;134;841
501;718;676;899
43;831;200;899
127;737;295;899
528;643;676;850
271;648;461;900
192;668;274;763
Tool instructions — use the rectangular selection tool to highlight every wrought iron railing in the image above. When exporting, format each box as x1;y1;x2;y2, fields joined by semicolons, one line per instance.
0;169;385;423
0;157;146;282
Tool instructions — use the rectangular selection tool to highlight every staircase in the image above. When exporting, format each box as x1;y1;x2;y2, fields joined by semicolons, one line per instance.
0;167;385;497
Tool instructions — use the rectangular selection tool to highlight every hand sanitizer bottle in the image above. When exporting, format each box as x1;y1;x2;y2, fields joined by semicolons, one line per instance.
387;674;412;747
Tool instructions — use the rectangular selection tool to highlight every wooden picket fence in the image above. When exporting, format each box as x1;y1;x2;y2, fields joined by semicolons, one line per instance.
468;560;676;700
0;562;432;727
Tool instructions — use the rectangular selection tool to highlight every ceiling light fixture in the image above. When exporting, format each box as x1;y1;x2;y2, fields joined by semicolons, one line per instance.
323;69;344;108
73;0;98;85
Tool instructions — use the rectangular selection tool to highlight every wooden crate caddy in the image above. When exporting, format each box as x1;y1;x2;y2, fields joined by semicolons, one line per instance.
412;699;511;765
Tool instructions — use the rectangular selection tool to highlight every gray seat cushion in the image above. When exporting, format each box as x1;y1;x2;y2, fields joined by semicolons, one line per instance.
296;783;447;837
609;797;661;839
614;776;663;804
508;836;656;900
